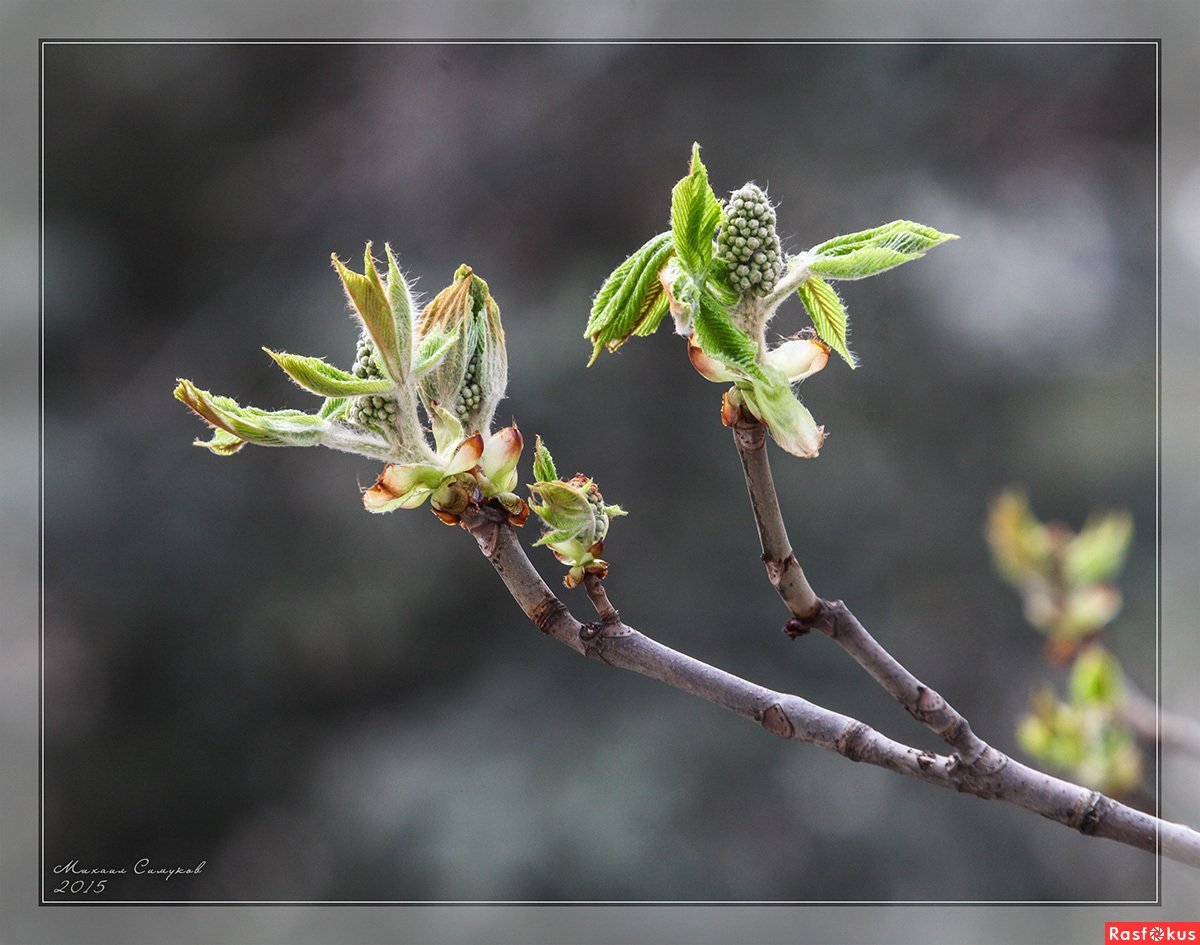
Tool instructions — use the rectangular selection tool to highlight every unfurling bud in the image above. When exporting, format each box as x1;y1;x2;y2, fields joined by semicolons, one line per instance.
717;184;783;298
416;265;507;438
528;439;627;588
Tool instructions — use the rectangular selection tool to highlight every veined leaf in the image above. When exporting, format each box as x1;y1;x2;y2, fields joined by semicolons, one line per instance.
631;280;669;337
193;427;246;456
585;231;675;363
797;276;856;368
318;397;349;421
670;142;723;279
691;289;764;382
742;372;825;459
384;244;415;380
528;479;593;537
264;349;395;398
807;220;957;280
174;380;327;447
532;435;558;483
412;330;457;376
331;244;406;383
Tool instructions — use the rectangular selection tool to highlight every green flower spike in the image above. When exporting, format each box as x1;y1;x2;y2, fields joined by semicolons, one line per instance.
584;142;956;459
527;437;626;588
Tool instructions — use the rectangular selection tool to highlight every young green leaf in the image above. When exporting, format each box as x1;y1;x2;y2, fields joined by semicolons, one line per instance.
412;331;458;376
384;243;415;381
807;220;957;280
174;380;328;447
1069;646;1124;708
585;231;675;363
264;349;395;398
742;371;826;459
797;276;856;368
630;277;669;338
317;396;350;421
691;290;764;381
1064;511;1133;586
670;142;723;279
532;435;558;483
331;244;406;384
193;426;247;456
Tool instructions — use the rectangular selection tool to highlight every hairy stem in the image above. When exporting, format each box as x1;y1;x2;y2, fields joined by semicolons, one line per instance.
460;503;1200;868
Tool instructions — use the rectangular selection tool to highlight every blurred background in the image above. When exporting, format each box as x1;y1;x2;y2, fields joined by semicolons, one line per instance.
41;41;1166;902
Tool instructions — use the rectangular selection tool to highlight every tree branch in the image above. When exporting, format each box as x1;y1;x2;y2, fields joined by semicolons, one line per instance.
732;411;1000;763
459;503;1200;869
1122;674;1200;760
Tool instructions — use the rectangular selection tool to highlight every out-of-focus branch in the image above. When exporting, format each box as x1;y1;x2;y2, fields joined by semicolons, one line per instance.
459;502;1200;868
1122;676;1200;759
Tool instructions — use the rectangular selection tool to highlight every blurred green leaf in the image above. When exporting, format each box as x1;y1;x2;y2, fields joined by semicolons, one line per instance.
1064;511;1133;586
1069;645;1124;708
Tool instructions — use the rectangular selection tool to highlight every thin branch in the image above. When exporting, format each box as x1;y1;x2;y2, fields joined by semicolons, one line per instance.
459;503;1200;868
1122;675;1200;760
731;411;987;760
729;411;1200;855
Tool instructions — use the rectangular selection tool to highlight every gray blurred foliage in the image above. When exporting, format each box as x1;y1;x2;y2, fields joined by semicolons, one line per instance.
43;42;1158;900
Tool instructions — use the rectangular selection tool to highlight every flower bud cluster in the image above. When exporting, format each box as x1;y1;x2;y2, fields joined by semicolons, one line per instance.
717;184;782;297
348;334;400;429
455;350;483;421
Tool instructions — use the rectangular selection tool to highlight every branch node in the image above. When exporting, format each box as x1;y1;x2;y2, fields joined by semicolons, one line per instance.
759;703;796;739
579;621;601;641
530;596;569;635
732;415;767;452
837;721;872;762
1075;791;1113;836
783;597;834;638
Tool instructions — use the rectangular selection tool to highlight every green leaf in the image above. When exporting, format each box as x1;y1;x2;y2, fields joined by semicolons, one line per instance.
193;427;246;456
807;220;957;280
691;289;764;381
1069;646;1124;708
629;276;669;338
528;480;593;536
1064;511;1133;586
670;142;723;279
317;397;350;421
264;349;395;398
742;372;826;459
532;435;558;483
412;331;457;376
331;244;406;384
384;244;415;381
174;380;327;448
797;276;856;368
585;232;675;363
